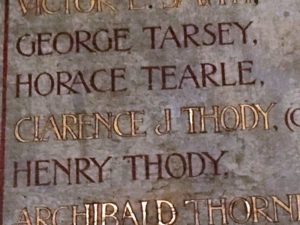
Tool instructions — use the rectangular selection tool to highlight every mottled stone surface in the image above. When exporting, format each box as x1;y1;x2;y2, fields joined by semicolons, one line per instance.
2;1;300;225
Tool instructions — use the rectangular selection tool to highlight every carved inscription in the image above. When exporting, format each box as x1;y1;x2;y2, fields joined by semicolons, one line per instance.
2;1;300;225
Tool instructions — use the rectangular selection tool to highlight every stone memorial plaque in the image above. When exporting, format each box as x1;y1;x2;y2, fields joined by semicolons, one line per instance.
1;0;300;225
